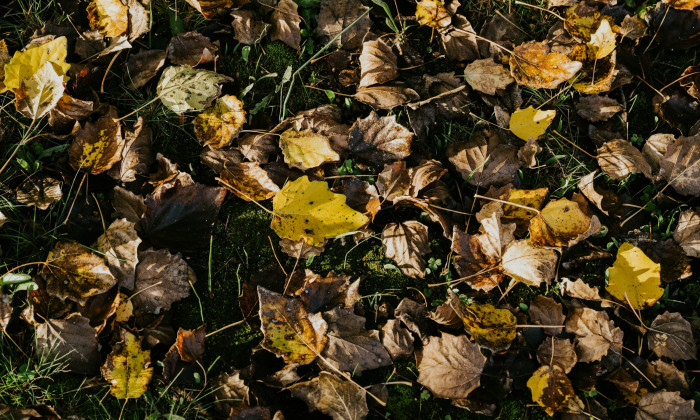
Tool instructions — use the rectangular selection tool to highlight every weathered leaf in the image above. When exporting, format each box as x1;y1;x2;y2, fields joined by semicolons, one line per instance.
35;313;99;375
447;129;520;188
68;105;124;174
289;372;368;420
101;330;153;399
376;161;410;201
258;286;327;365
294;270;359;312
220;161;280;201
132;248;196;314
529;296;564;335
416;333;486;399
0;40;10;91
382;221;430;279
381;319;414;360
359;39;397;88
108;117;153;182
529;197;599;247
606;242;662;309
270;0;301;50
415;0;451;28
2;36;70;93
167;32;218;67
527;365;575;416
674;209;700;258
347;111;412;167
635;391;700;420
87;0;129;38
509;41;581;89
587;19;616;59
156;65;232;114
280;128;340;170
354;84;420;109
14;61;64;119
659;134;700;196
648;311;697;361
463;58;514;95
16;175;62;210
536;337;577;373
316;0;371;51
509;106;556;141
597;139;653;180
95;218;141;290
439;15;479;62
575;95;622;122
565;307;623;362
163;325;206;381
186;0;233;19
577;170;620;216
193;95;246;149
449;292;517;352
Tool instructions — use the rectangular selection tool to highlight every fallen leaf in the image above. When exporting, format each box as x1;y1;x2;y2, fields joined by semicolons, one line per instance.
395;298;428;339
501;239;558;287
448;129;520;188
527;365;575;415
315;0;371;51
186;0;234;19
16;175;62;210
674;209;700;258
346;111;413;167
381;319;414;360
382;221;430;279
193;95;246;149
510;41;582;90
112;186;145;224
563;3;603;41
573;51;617;94
41;241;117;304
270;0;301;50
635;391;700;420
536;337;577;373
451;228;504;292
220;161;280;201
597;139;653;180
279;238;325;259
132;248;197;314
415;0;451;28
295;270;358;312
167;32;218;67
14;61;64;119
606;242;662;309
529;296;565;335
35;313;99;374
439;15;480;62
48;93;94;133
359;39;397;88
163;325;206;381
279;129;340;170
648;311;697;361
125;0;149;41
643;133;676;172
108;117;153;182
156;65;232;114
230;10;268;45
645;359;690;395
428;301;462;329
659;134;700;196
565;307;623;362
509;106;556;142
463;58;515;95
587;19;616;59
577;170;621;216
416;333;486;399
289;372;368;420
354;84;420;109
449;293;517;352
213;370;249;416
560;278;607;303
68;105;125;174
680;65;700;101
575;95;622;122
529;197;599;247
258;286;327;365
621;14;647;40
2;36;70;93
101;329;153;399
95;218;141;290
141;181;226;251
87;0;129;38
337;178;381;218
0;40;10;91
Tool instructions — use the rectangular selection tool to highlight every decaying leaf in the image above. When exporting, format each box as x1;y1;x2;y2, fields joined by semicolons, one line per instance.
536;337;577;373
415;0;451;28
163;325;206;381
449;293;517;352
587;19;616;59
220;161;280;201
359;39;397;88
354;84;420;109
289;372;368;420
156;65;232;114
125;49;166;89
193;95;246;149
463;58;514;95
316;0;371;51
565;307;623;362
606;243;663;309
448;130;520;188
416;333;486;399
132;248;196;314
68;105;124;174
635;391;700;420
2;36;70;93
674;209;700;258
381;319;414;360
659;134;700;196
382;221;430;279
42;241;117;304
576;95;622;122
577;171;620;216
258;286;327;365
16;176;62;210
439;15;480;62
529;197;599;247
648;311;697;361
14;61;65;119
108;117;153;182
87;0;129;38
529;296;565;335
527;365;575;416
509;41;582;89
280;129;340;170
509;106;556;141
270;0;301;50
186;0;234;19
501;240;558;287
597;139;653;181
101;329;153;399
95;218;141;290
35;313;99;375
167;32;218;67
347;111;413;167
560;278;607;303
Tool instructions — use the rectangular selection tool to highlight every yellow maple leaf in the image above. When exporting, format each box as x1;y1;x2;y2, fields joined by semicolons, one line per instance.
509;106;556;141
606;242;662;309
87;0;129;38
280;128;340;170
101;330;153;399
272;176;369;246
2;37;70;93
527;365;575;415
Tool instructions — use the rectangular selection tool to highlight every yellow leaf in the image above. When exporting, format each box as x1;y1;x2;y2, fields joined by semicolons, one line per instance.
0;40;10;91
193;95;246;149
588;19;616;59
509;106;556;141
449;292;517;352
2;37;70;93
606;242;662;309
272;176;369;246
502;187;549;222
14;61;65;119
114;294;133;322
280;128;340;170
564;3;603;41
101;330;153;399
87;0;129;38
415;0;451;29
509;41;582;90
527;365;575;415
529;197;596;247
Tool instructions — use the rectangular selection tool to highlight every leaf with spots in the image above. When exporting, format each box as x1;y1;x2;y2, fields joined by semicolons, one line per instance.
448;291;517;352
289;372;368;420
156;65;232;114
527;365;575;416
68;105;124;174
101;329;153;399
280;128;340;170
529;196;600;247
193;95;246;150
509;41;582;90
648;311;697;361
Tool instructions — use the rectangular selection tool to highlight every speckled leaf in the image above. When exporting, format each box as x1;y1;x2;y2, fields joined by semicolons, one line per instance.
68;105;124;174
156;65;232;114
527;365;575;416
449;291;517;352
101;330;153;399
193;95;246;149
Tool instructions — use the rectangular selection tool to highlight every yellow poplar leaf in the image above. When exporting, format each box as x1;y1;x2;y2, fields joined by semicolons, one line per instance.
606;242;662;309
502;187;549;222
529;198;592;247
280;128;340;170
14;61;65;119
509;106;556;141
101;330;153;399
272;176;369;246
588;19;616;59
87;0;129;38
3;37;70;93
415;0;451;29
193;95;246;149
0;40;10;91
527;365;575;416
449;292;517;352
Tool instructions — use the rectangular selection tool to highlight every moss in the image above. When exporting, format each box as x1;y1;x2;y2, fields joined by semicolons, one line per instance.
496;399;550;420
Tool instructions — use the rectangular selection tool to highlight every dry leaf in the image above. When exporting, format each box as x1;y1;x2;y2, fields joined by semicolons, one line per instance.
316;0;371;51
68;105;125;174
587;19;616;59
230;10;269;45
575;95;622;122
560;278;607;303
415;0;451;28
565;307;623;362
536;337;577;373
359;39;397;88
87;0;129;38
347;111;413;167
280;128;340;170
674;209;700;258
270;0;301;50
659;134;700;196
381;319;414;360
186;0;234;19
289;372;368;420
606;242;662;309
376;161;410;201
354;84;420;109
501;239;558;287
382;221;430;279
510;41;582;89
101;329;153;399
439;15;479;62
193;95;246;149
35;313;99;375
527;365;575;416
463;58;514;95
167;32;218;67
635;391;700;420
643;133;676;171
220;161;280;201
648;311;697;361
448;130;520;188
509;106;556;141
529;296;564;335
295;270;358;312
109;117;153;182
133;248;196;314
2;36;70;93
95;218;141;290
577;170;620;216
279;238;325;259
450;293;517;352
14;61;65;119
16;176;62;210
597;139;653;181
156;65;232;114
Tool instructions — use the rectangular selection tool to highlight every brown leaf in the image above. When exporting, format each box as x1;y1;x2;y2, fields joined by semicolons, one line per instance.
133;248;197;314
279;238;325;259
565;307;623;362
239;268;285;320
510;41;582;89
376;161;410;201
463;58;514;95
439;15;479;62
164;325;206;381
380;319;414;360
501;239;558;287
560;278;608;304
681;65;700;101
141;181;226;251
382;221;430;279
167;32;218;67
529;296;564;335
0;291;11;332
536;337;577;373
316;0;371;51
294;270;358;312
270;0;301;50
447;129;520;188
635;391;700;420
16;176;62;210
651;7;700;50
108;117;153;182
659;134;700;196
336;178;381;218
408;159;446;197
648;311;697;361
48;93;94;132
186;0;234;19
577;170;622;216
428;301;462;329
643;133;676;172
213;370;249;416
42;241;117;304
359;39;397;88
645;360;690;395
95;218;141;290
674;209;700;258
416;333;486;399
220;162;280;201
451;227;504;292
112;186;145;224
289;372;368;420
575;95;622;122
348;111;413;167
68;105;125;174
238;131;280;163
621;14;647;40
354;84;420;109
230;10;269;45
597;139;653;180
35;313;98;374
527;365;575;416
126;49;165;89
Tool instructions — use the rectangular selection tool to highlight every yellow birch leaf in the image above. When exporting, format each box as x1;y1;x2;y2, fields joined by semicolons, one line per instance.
3;37;70;93
529;198;593;247
502;187;549;222
87;0;129;38
606;242;662;309
415;0;451;29
588;19;616;59
527;365;575;415
280;128;340;170
509;106;556;141
101;330;153;399
449;291;517;352
193;95;246;150
272;176;369;246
